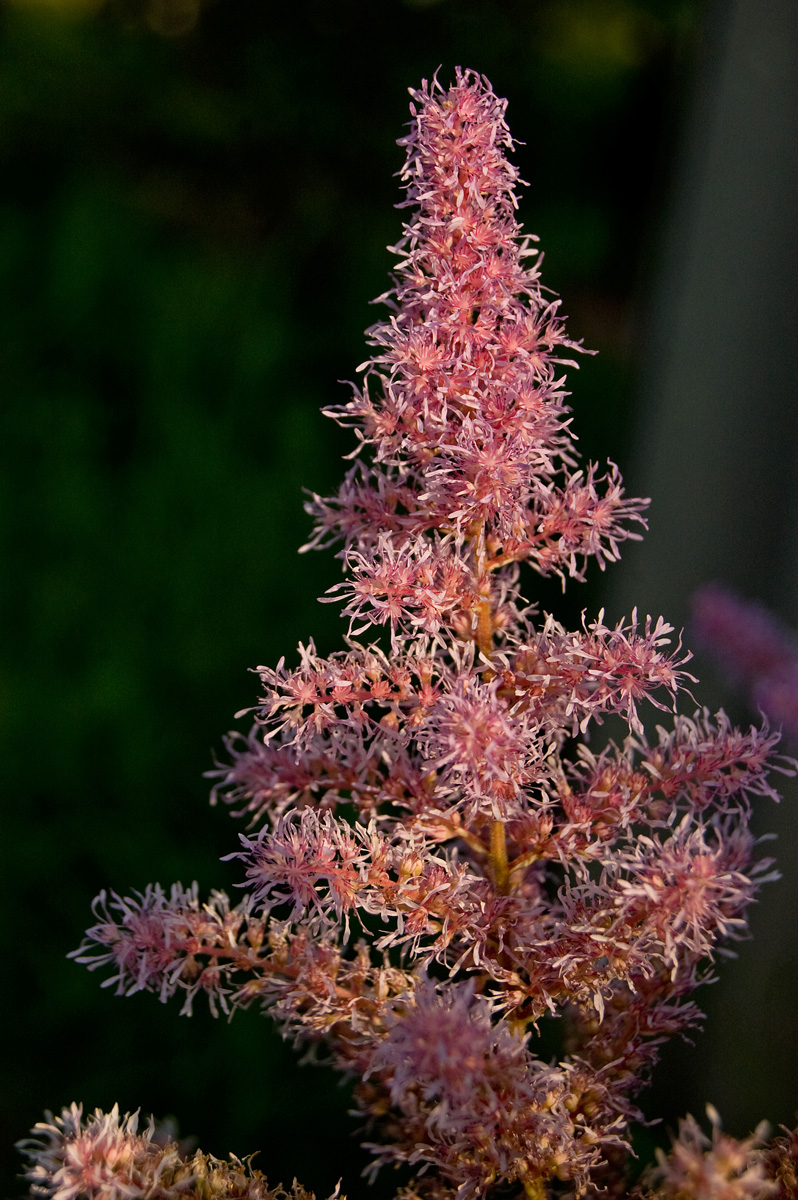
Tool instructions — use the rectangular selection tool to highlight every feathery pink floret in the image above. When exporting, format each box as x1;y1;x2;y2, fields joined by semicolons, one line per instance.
69;884;269;1016
230;809;392;929
652;1109;775;1200
605;818;775;971
17;1105;170;1200
365;982;618;1198
17;1105;334;1200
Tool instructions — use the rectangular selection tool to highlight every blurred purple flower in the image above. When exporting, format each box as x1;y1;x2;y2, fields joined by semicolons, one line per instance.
692;583;798;746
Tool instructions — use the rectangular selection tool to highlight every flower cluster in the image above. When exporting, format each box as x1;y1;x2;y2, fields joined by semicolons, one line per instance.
644;1107;775;1200
17;1104;333;1200
21;69;796;1200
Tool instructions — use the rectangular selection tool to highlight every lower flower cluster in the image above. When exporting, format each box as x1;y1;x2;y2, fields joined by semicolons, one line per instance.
19;1103;798;1200
18;1104;338;1200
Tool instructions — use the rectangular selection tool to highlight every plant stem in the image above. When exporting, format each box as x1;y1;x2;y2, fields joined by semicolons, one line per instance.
490;818;510;894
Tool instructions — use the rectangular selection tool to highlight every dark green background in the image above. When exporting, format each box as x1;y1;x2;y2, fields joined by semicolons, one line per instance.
0;1;749;1197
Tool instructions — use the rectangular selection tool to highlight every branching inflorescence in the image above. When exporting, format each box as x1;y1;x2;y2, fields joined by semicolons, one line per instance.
20;69;797;1200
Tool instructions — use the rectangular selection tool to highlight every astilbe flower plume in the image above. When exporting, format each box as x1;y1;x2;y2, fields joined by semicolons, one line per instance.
21;69;798;1200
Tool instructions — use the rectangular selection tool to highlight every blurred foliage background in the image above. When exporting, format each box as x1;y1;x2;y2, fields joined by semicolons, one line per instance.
0;0;755;1196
